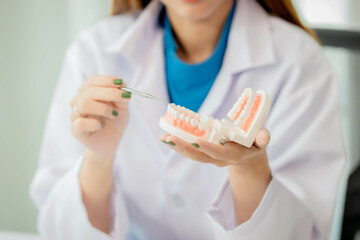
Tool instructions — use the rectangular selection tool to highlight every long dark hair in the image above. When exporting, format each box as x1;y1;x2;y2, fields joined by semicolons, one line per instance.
110;0;319;42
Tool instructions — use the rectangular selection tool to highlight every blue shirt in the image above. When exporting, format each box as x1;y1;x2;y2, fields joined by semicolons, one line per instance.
163;2;236;112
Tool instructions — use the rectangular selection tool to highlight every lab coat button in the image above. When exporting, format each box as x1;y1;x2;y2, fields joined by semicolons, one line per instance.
172;194;185;208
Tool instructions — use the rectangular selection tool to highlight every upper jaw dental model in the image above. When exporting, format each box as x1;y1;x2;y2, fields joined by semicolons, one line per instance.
159;88;271;148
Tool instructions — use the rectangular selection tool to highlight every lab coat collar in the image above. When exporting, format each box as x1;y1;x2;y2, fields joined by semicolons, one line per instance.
105;0;163;66
223;0;275;73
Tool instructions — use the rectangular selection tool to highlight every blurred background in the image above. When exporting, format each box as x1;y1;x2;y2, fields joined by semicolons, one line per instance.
0;0;359;239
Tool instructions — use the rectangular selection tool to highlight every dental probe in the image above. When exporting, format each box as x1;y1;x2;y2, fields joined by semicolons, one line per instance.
120;87;169;104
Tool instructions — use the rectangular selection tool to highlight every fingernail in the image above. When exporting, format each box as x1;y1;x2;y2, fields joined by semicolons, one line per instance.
113;79;123;85
191;143;200;149
112;109;118;116
100;122;104;128
122;92;131;98
161;140;167;144
166;141;176;146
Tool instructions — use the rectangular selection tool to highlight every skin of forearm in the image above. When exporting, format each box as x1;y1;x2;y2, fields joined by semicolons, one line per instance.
79;149;115;233
228;151;272;225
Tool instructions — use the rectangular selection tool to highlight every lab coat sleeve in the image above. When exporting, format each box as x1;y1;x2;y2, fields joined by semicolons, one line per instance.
206;62;345;239
29;40;130;240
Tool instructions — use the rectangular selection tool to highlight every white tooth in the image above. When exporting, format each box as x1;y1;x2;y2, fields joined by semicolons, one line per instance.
239;110;249;120
185;116;191;122
174;111;179;119
244;103;252;111
248;96;255;104
180;114;185;120
228;109;235;119
235;119;243;127
248;89;256;101
227;111;233;119
191;119;198;127
232;109;237;117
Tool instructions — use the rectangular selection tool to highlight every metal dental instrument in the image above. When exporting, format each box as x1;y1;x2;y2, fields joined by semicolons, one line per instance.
120;87;169;104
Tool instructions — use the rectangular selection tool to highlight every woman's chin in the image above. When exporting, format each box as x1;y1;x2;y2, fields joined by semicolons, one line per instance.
162;0;223;21
170;5;218;21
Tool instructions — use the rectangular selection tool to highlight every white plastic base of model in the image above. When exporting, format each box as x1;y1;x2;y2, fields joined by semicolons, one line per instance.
159;89;271;147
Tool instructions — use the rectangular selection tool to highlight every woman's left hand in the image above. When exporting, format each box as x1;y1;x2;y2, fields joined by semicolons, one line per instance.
161;128;272;225
160;128;271;168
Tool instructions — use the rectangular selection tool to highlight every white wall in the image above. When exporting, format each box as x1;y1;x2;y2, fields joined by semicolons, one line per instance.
0;0;110;233
295;0;360;28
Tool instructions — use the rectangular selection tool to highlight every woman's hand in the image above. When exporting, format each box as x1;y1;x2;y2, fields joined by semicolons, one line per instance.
160;129;270;167
70;76;131;161
161;129;272;225
70;76;131;233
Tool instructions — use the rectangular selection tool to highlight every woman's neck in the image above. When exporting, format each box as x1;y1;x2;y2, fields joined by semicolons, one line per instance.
166;1;234;63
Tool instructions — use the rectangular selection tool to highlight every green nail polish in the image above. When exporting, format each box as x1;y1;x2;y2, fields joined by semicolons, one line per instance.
161;140;167;144
191;143;200;148
167;141;176;146
112;109;118;116
122;92;131;98
101;122;104;128
113;79;123;85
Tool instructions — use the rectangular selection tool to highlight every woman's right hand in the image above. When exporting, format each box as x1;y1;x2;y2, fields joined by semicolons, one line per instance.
70;76;131;161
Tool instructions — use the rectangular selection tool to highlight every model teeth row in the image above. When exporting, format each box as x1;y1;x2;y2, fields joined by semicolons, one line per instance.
167;104;207;130
227;88;256;127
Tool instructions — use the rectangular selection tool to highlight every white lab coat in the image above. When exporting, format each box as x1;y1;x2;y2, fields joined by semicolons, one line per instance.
30;0;345;239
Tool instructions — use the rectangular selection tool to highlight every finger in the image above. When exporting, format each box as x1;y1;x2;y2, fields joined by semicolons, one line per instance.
112;100;130;111
163;135;214;164
253;128;271;149
160;134;171;142
193;138;241;160
70;110;82;122
72;117;102;135
70;86;131;109
75;99;117;119
78;76;125;93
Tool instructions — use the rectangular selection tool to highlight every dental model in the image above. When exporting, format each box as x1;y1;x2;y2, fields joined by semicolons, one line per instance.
159;88;271;148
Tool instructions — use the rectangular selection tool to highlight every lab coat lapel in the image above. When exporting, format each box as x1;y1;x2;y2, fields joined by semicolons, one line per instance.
107;0;171;157
130;34;171;157
198;0;275;117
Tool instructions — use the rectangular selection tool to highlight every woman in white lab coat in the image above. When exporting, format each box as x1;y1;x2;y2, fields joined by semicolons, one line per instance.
30;0;345;239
